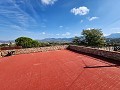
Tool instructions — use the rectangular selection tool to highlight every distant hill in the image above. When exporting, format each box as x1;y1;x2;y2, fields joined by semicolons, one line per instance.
106;33;120;38
0;38;73;44
40;38;73;43
0;40;15;44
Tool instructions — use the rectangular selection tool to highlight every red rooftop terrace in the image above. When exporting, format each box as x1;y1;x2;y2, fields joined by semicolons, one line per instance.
0;45;120;90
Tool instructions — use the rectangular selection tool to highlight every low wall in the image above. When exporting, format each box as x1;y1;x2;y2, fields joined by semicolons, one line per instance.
68;45;120;61
0;46;22;50
0;45;68;57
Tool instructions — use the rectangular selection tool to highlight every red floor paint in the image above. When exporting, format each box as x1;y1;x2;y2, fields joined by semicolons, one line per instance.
0;50;120;90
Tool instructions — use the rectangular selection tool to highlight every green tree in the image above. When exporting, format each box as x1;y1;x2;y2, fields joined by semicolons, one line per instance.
82;29;105;47
31;40;40;47
72;36;81;45
15;37;40;48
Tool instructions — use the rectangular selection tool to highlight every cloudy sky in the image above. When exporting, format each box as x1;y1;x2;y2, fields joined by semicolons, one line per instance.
0;0;120;40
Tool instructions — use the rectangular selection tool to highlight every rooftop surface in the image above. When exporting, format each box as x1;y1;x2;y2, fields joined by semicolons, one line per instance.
0;50;120;90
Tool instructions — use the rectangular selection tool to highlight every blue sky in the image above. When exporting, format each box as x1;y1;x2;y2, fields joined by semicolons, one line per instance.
0;0;120;40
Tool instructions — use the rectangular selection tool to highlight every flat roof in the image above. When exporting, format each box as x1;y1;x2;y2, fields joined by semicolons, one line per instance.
0;50;120;90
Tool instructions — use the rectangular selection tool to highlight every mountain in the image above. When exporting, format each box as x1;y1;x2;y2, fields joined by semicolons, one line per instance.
0;38;73;44
0;40;15;44
106;33;120;38
40;38;73;42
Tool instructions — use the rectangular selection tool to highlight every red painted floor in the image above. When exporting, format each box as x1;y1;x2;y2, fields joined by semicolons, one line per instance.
0;50;120;90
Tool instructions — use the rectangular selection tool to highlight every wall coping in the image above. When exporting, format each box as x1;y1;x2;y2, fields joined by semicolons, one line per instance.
0;45;68;57
68;45;120;61
1;45;68;51
70;45;120;54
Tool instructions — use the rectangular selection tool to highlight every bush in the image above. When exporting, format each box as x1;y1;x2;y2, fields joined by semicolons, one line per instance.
31;40;40;47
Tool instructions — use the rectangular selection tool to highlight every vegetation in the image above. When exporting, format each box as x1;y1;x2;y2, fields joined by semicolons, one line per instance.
72;36;81;45
15;37;40;48
14;37;69;48
31;40;40;47
73;29;105;47
82;29;105;46
72;29;120;51
0;44;9;47
1;28;120;49
106;38;120;45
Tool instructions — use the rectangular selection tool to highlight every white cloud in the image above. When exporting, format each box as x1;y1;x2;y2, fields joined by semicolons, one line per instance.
42;32;46;34
86;28;92;30
86;28;95;30
104;34;109;36
0;0;38;33
88;17;99;21
41;0;57;5
10;25;23;30
80;20;83;23
62;32;71;36
71;6;89;15
56;34;60;36
59;26;63;28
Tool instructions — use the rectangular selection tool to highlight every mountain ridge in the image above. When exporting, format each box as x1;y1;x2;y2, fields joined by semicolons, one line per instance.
0;33;120;43
106;33;120;38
